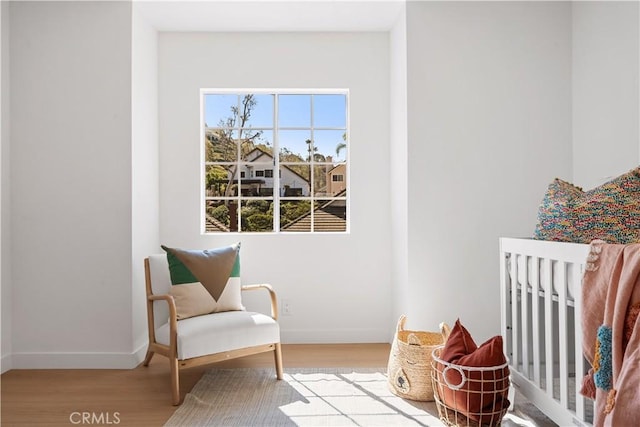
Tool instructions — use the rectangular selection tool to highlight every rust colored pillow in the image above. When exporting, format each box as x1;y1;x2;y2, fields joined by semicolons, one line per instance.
437;319;510;425
440;319;478;362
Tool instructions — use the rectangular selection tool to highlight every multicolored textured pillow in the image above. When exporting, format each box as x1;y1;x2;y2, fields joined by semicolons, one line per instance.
161;243;244;320
534;167;640;244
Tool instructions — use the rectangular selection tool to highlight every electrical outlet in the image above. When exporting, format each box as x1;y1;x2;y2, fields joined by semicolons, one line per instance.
281;299;292;316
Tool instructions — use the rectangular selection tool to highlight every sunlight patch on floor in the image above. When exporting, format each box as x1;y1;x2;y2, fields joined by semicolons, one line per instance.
279;371;445;426
502;413;539;427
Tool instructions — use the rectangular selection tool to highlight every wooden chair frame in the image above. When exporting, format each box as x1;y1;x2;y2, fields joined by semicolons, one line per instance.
142;258;284;405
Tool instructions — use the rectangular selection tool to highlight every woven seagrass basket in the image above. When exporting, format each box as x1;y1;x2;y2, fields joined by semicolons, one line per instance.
387;315;451;401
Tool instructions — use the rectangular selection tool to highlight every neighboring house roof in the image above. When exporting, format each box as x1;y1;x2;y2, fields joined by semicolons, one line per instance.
205;215;230;232
206;193;347;232
282;202;346;232
282;191;347;232
243;147;311;184
244;147;272;162
326;163;346;175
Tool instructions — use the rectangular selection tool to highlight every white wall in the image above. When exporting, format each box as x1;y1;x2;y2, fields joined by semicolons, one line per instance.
389;5;408;337
158;32;393;343
9;1;137;368
1;0;11;373
572;1;640;190
405;1;573;341
3;0;637;369
131;7;160;357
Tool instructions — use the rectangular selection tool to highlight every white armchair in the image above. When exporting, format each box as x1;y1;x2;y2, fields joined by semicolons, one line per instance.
142;254;283;405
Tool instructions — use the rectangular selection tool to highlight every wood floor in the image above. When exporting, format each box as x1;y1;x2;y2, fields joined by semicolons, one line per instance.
1;343;391;426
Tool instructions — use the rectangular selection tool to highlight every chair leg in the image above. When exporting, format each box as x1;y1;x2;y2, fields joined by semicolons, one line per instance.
142;349;154;366
274;343;284;380
170;357;180;405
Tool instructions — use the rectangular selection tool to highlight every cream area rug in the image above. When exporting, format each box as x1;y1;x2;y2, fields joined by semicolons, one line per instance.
165;368;550;427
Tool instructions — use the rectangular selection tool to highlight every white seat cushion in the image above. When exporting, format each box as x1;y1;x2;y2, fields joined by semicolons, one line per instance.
155;311;280;360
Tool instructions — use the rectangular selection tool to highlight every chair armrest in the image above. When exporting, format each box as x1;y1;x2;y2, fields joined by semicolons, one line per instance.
242;284;279;320
148;294;179;345
148;294;177;316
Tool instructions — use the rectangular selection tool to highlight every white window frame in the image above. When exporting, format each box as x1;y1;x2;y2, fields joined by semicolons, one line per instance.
200;88;350;234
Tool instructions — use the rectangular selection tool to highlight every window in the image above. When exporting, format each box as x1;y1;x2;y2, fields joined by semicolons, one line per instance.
202;90;348;233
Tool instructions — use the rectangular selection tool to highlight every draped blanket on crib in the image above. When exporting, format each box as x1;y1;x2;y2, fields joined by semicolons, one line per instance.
581;240;640;427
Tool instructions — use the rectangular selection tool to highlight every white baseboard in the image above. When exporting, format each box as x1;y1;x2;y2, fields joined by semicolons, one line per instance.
1;352;13;373
8;342;148;370
3;332;391;369
281;328;390;344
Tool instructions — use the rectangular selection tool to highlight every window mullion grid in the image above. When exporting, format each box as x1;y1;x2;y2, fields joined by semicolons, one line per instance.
203;90;348;234
273;94;280;232
236;95;242;232
201;93;207;233
310;94;314;232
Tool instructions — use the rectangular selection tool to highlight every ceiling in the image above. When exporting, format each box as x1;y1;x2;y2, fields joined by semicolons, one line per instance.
134;0;405;32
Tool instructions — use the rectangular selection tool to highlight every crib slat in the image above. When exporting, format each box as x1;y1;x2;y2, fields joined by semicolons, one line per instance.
499;238;593;427
558;261;569;409
521;255;530;379
574;264;586;420
500;252;510;358
500;251;509;346
544;258;554;398
531;256;541;387
510;253;520;370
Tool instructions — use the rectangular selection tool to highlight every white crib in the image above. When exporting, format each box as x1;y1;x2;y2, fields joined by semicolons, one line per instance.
500;237;594;427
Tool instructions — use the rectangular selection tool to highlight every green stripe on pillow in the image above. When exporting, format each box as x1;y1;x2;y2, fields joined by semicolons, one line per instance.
231;253;240;278
162;245;197;285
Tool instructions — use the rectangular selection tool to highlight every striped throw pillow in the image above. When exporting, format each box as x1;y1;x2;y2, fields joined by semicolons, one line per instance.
162;243;244;320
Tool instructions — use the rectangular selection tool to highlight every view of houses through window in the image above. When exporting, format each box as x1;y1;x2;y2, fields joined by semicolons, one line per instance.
202;91;348;233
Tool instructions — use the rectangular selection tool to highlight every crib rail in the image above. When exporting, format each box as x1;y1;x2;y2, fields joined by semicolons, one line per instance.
500;237;593;427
